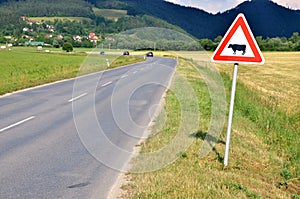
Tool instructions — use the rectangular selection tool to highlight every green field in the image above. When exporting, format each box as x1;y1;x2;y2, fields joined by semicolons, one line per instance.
0;47;143;95
93;8;127;20
122;51;300;198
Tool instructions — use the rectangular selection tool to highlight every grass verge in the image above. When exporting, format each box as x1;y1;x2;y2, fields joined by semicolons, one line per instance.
109;56;145;69
122;54;299;198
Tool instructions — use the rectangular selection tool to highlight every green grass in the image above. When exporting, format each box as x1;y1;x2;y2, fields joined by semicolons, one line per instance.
0;47;144;95
122;54;299;198
0;50;82;94
109;56;145;69
93;8;127;20
233;76;300;176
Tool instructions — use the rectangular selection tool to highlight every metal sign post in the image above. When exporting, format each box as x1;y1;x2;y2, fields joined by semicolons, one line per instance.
224;63;239;166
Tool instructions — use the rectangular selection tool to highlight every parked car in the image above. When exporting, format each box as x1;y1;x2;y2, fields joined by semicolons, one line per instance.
123;51;130;55
146;52;153;57
100;51;105;55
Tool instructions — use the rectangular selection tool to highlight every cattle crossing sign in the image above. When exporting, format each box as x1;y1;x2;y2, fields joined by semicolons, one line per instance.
212;13;265;64
211;13;265;167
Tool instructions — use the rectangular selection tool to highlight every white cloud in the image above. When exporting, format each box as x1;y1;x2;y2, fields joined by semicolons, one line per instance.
165;0;300;13
273;0;300;9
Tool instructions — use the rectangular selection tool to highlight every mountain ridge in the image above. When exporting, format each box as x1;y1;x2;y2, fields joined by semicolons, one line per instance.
110;0;300;39
0;0;300;39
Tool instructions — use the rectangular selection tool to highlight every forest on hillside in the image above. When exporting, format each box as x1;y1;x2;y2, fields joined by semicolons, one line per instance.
0;0;94;26
0;0;188;49
84;0;300;39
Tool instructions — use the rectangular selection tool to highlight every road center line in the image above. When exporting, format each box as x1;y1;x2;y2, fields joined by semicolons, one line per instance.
68;93;87;102
120;74;128;79
101;81;112;87
0;116;35;133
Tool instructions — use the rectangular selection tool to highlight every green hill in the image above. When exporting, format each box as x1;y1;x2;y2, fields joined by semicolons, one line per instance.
0;0;187;39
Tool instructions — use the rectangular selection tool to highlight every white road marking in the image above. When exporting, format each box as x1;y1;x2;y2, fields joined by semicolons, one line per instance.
133;71;138;74
0;116;35;132
120;74;128;79
68;93;87;102
101;81;112;87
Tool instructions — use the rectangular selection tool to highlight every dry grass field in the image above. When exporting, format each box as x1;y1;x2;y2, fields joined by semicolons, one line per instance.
123;51;300;198
175;51;300;113
216;52;300;114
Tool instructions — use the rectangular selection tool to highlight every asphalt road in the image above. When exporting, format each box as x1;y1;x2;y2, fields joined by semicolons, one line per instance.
0;57;177;199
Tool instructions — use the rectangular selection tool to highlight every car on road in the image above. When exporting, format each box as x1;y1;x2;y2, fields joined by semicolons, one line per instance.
123;51;130;55
146;52;153;57
100;51;105;55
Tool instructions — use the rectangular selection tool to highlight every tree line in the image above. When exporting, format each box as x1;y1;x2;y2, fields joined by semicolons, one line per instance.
199;32;300;52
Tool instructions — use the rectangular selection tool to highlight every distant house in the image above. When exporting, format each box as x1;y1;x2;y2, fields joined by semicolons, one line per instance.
25;41;45;46
89;32;96;39
92;36;99;40
57;34;64;40
44;34;53;39
47;25;55;32
4;36;12;40
27;20;34;26
73;35;82;42
23;27;30;32
90;35;99;42
20;16;27;21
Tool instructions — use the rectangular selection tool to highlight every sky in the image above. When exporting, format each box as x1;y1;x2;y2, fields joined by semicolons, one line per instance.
165;0;300;14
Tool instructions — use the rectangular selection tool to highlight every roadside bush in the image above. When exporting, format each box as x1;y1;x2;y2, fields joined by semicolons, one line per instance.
62;42;73;52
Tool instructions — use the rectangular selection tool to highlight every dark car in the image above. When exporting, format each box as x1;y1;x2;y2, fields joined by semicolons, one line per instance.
100;51;105;55
123;51;130;55
146;52;153;57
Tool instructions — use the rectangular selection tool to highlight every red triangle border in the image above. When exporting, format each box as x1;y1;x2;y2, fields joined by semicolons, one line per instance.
212;13;265;64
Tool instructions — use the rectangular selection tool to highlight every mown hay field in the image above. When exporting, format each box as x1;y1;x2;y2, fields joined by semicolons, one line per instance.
123;51;300;198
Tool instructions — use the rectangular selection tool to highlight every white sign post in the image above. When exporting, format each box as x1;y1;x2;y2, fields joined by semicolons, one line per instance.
211;13;264;166
224;63;238;166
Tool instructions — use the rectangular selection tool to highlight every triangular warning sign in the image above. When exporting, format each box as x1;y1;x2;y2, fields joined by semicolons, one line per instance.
212;13;265;64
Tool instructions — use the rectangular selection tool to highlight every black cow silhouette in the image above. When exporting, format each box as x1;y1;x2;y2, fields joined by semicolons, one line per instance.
228;44;246;55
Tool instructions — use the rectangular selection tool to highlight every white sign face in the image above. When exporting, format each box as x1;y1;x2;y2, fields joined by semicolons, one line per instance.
220;26;255;57
211;13;265;64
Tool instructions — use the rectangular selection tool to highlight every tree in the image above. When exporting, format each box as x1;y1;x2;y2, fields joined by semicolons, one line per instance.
0;36;7;44
52;39;60;48
289;32;300;43
62;42;73;52
214;35;223;44
199;38;214;51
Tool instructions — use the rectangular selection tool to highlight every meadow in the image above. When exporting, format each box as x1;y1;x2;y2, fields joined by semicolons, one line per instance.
93;8;127;20
123;51;300;198
0;47;143;95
